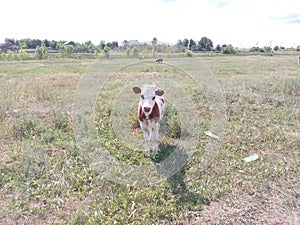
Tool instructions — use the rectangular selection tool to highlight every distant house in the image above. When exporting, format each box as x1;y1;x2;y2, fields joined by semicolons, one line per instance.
64;41;76;47
127;40;140;46
63;41;77;52
0;41;19;53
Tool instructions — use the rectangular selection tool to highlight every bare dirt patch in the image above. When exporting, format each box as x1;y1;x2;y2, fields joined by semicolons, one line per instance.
193;178;300;224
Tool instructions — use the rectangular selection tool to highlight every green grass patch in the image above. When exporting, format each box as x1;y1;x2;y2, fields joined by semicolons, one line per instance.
0;55;299;224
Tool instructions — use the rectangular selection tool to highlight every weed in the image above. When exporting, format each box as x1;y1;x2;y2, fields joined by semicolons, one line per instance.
52;109;71;132
284;78;300;96
161;103;181;139
12;114;44;140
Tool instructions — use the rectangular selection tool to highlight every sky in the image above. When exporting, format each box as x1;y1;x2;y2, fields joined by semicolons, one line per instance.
1;0;300;48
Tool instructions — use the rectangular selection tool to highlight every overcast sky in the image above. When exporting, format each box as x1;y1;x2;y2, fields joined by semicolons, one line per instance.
1;0;300;48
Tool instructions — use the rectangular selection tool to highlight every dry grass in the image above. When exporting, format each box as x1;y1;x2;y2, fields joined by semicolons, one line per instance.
0;54;299;224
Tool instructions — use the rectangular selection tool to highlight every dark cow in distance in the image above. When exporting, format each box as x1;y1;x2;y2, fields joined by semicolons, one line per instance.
155;58;163;63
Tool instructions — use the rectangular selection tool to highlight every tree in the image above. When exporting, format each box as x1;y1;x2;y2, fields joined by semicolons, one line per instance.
126;48;131;58
5;38;15;45
106;41;118;49
57;43;74;57
183;38;189;48
16;39;28;49
198;37;213;51
99;41;106;50
65;45;74;57
122;40;128;47
36;44;48;60
112;41;118;49
189;39;197;50
46;40;58;50
176;39;183;46
57;42;65;56
103;45;110;58
131;47;139;58
250;46;264;52
29;39;42;49
174;40;185;52
43;39;50;48
85;41;95;53
264;46;273;56
215;44;222;52
152;37;158;45
19;49;26;59
152;46;157;58
222;44;236;54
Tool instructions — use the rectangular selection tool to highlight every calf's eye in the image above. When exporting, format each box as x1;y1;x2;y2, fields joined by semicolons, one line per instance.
141;95;144;99
152;96;155;100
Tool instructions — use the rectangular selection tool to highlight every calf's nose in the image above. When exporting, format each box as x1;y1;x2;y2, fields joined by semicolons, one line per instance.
143;107;151;113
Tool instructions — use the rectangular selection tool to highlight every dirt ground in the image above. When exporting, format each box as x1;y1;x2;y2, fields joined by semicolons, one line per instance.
193;178;299;224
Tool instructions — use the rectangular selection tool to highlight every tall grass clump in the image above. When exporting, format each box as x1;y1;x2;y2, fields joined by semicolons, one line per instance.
284;78;300;96
52;108;71;132
162;103;181;139
12;114;44;140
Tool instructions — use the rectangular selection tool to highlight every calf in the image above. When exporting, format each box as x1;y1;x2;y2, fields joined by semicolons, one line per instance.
133;84;165;157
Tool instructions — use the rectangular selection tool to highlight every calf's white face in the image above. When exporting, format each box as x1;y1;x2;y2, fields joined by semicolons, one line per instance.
133;85;164;116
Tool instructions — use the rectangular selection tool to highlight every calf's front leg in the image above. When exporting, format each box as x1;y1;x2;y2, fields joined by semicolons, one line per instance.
152;123;160;155
142;129;151;157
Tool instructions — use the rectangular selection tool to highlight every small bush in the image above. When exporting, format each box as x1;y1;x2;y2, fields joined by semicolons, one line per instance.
12;115;44;139
41;128;58;144
284;78;300;96
185;49;193;57
5;50;18;60
52;109;70;132
36;45;48;60
163;104;181;138
222;44;236;54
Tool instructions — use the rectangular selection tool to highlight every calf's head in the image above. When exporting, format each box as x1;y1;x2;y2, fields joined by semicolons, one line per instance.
133;84;164;116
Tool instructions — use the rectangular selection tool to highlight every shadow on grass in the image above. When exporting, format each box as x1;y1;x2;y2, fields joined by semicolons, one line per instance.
152;143;210;207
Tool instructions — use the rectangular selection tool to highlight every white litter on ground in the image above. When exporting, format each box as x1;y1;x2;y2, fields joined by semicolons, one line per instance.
205;131;219;139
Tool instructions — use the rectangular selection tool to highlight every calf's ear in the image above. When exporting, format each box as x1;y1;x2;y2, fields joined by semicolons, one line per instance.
133;87;141;94
155;88;164;96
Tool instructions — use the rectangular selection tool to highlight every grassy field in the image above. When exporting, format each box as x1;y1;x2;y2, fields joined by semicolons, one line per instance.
0;53;299;224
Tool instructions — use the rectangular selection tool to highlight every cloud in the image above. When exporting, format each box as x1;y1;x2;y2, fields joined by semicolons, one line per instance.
282;14;300;24
209;0;231;7
160;0;177;3
269;12;300;25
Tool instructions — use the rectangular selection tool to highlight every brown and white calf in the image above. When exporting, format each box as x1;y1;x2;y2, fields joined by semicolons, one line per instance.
133;84;165;157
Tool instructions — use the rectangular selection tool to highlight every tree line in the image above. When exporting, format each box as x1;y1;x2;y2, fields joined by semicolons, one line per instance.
1;38;118;53
1;37;227;53
1;37;297;61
